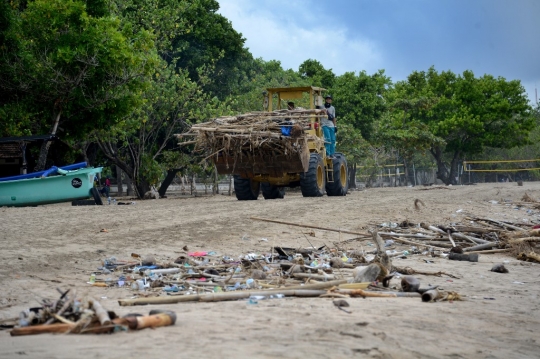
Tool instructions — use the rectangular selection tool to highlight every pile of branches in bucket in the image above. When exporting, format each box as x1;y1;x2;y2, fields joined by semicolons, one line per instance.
8;288;175;336
176;109;325;160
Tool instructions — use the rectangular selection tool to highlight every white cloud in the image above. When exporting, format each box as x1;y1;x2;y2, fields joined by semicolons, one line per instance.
217;0;381;74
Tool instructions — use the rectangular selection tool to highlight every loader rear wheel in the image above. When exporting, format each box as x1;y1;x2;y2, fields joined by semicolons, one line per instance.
233;175;260;200
261;183;285;199
300;153;325;197
326;152;348;196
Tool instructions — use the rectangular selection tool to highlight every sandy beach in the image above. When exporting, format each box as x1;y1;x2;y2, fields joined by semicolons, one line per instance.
1;182;539;358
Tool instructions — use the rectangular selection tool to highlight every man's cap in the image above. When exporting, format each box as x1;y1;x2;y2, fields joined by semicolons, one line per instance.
325;95;333;99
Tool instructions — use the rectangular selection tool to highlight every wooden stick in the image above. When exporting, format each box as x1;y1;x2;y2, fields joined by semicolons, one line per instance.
11;323;74;336
472;217;526;231
447;230;456;247
91;299;111;326
251;216;370;236
508;237;540;244
119;289;327;306
292;273;336;281
337;289;421;298
463;242;498;252
390;236;447;250
451;232;489;244
466;248;511;254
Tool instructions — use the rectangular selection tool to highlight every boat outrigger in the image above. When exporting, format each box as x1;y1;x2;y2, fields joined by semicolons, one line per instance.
0;162;103;207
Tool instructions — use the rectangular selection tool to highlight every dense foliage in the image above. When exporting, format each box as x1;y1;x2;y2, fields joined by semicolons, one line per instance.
0;0;535;194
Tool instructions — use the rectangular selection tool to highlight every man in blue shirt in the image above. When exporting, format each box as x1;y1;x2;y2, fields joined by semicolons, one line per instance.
322;95;336;158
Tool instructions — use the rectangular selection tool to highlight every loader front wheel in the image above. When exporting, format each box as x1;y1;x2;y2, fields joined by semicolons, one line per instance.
233;176;260;200
326;152;348;196
261;183;285;199
300;153;325;197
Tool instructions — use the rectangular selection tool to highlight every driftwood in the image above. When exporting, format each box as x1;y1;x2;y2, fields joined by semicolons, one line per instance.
392;266;460;279
517;251;540;263
463;242;498;252
91;299;111;326
10;312;177;336
389;236;447;250
337;289;421;298
119;289;327;306
466;248;510;254
292;273;336;281
421;289;442;302
251;216;370;238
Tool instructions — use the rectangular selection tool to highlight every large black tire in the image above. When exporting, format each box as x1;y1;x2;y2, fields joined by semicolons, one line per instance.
233;175;260;200
91;187;103;205
261;183;285;199
326;152;349;196
300;153;325;197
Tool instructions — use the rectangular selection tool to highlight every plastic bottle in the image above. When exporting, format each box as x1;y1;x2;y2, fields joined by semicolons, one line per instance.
89;273;96;284
107;197;111;205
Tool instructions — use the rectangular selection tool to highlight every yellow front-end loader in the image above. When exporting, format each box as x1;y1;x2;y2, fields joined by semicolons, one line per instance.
214;86;348;200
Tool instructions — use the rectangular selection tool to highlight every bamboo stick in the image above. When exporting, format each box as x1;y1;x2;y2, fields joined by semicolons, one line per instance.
337;289;421;298
11;323;74;336
463;242;498;252
91;299;111;326
118;289;327;306
466;248;511;254
291;273;336;281
251;216;370;237
390;236;447;250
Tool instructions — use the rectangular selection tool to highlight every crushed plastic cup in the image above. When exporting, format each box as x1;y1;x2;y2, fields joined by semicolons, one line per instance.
246;278;255;288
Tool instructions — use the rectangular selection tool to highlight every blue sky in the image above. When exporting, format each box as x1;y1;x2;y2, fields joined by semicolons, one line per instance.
218;0;540;104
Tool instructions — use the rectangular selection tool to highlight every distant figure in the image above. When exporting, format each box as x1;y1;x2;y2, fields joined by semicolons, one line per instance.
287;101;295;110
100;176;111;197
322;95;336;158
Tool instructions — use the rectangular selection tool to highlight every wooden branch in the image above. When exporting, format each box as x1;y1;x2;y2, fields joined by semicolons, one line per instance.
466;248;510;254
119;289;327;306
337;289;421;298
251;216;370;237
463;242;498;252
390;236;447;250
91;299;111;326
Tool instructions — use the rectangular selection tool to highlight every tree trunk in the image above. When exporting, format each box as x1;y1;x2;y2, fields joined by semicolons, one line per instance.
158;168;182;198
403;158;409;186
125;175;133;196
430;147;461;185
35;110;62;171
136;178;151;198
116;165;123;196
348;164;357;189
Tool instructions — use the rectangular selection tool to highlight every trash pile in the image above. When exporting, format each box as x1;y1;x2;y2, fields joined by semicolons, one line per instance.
7;288;176;336
89;216;538;307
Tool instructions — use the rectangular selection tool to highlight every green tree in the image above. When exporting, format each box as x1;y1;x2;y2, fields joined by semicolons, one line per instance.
298;59;336;89
94;63;228;197
331;70;390;141
0;0;157;169
393;67;533;184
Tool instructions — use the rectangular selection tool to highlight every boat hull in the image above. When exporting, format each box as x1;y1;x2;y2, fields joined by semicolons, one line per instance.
0;167;102;207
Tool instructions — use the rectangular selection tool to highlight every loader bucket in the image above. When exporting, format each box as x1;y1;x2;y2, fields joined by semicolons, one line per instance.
214;145;310;178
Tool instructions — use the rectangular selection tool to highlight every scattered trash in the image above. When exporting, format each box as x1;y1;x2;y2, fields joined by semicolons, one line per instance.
9;289;176;336
490;264;509;273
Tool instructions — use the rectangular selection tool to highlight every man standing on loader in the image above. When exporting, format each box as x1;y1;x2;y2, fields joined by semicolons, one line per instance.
322;95;336;158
